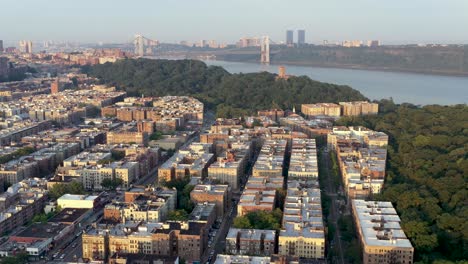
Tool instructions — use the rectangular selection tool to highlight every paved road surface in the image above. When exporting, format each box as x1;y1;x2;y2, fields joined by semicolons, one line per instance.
321;149;345;264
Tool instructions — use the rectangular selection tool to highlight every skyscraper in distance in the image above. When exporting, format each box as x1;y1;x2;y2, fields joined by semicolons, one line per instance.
298;30;305;45
19;40;33;54
286;30;294;46
0;40;3;53
27;41;33;54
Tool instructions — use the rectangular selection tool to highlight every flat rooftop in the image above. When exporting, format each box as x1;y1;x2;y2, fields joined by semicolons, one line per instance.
48;208;91;224
58;193;98;201
352;199;413;248
13;222;70;239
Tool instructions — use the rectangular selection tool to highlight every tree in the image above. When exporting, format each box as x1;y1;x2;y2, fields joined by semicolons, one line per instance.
233;216;252;229
1;252;29;264
167;209;189;221
83;58;367;117
161;176;194;214
149;131;163;141
111;150;126;160
101;178;124;190
48;182;86;200
232;209;283;231
97;158;115;165
337;104;468;262
276;188;286;210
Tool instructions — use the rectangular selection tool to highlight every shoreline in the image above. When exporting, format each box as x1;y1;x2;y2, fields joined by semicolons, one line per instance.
206;58;468;78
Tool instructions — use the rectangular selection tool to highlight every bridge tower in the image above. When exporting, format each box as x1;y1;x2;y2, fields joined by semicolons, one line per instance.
260;36;270;64
134;34;145;57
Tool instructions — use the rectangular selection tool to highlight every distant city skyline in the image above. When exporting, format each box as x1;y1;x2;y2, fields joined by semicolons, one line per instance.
1;0;468;44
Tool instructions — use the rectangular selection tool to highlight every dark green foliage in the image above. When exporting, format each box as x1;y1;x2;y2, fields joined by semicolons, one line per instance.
83;59;367;117
276;188;286;210
97;158;115;165
233;208;283;230
337;103;468;262
149;131;163;141
48;181;86;200
101;178;123;190
86;105;101;118
338;215;355;242
111;150;126;160
0;252;29;264
167;209;189;221
31;211;56;224
0;147;35;164
160;176;195;214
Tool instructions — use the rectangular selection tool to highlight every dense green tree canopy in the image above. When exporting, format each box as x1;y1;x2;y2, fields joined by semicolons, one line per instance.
337;102;468;262
83;59;367;117
233;209;283;231
48;181;86;200
160;176;195;214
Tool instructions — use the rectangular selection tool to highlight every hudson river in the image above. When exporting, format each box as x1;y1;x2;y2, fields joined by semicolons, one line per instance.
204;60;468;105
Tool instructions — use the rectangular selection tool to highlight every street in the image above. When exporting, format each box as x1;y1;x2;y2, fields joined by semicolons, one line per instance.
320;148;345;264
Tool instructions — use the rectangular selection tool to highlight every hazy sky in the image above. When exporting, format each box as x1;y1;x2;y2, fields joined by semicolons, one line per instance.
2;0;468;44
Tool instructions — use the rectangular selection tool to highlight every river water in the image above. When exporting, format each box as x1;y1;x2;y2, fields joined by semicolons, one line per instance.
204;60;468;105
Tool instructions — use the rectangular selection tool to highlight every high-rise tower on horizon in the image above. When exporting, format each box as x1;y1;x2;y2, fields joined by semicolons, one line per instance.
298;30;305;45
19;40;33;54
286;30;294;46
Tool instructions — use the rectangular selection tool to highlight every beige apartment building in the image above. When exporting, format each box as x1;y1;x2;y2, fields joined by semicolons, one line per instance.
301;103;341;118
339;101;379;116
352;200;414;264
278;180;325;259
106;131;148;146
82;230;108;261
252;139;287;178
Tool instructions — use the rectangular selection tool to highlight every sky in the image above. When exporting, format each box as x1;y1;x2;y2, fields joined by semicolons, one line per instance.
1;0;468;45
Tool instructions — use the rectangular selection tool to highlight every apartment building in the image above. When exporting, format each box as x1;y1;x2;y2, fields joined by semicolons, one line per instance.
0;178;48;236
190;184;230;217
158;143;214;182
238;189;276;216
252;139;287;178
327;126;388;151
189;202;217;227
278;180;325;259
109;253;179;264
214;255;273;264
82;229;109;261
107;131;149;146
104;187;177;223
301;103;341;118
0;121;51;146
327;126;388;198
226;228;276;256
288;138;318;179
339;101;379;116
208;144;250;190
0;158;38;184
258;109;285;122
102;96;203;127
84;221;209;263
351;200;414;264
245;176;284;192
